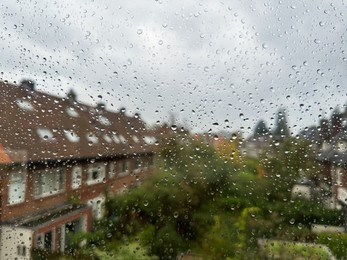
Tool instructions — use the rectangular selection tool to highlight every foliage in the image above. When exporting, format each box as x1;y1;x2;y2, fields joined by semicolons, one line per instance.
259;240;333;259
72;137;342;259
316;232;347;259
253;119;269;137
260;137;320;200
268;199;344;227
214;132;243;164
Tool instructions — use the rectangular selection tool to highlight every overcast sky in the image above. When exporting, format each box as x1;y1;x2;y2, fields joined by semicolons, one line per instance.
0;0;346;136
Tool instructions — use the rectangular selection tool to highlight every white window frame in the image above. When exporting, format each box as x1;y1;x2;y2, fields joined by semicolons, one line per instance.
71;166;82;189
36;127;55;141
133;158;142;174
118;160;129;177
64;129;80;143
8;171;26;205
87;163;105;185
34;168;65;198
15;99;34;111
108;162;116;179
88;196;105;220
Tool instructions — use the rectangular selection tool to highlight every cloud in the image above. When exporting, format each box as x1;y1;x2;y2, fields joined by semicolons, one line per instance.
0;0;346;135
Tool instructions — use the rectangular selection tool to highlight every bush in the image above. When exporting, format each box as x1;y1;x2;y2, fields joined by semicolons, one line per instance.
316;232;347;259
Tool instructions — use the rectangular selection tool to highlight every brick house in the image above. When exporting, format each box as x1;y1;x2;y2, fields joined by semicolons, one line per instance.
314;109;347;211
0;81;156;258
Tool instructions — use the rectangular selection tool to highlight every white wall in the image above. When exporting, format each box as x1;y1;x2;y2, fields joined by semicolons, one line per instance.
0;226;33;260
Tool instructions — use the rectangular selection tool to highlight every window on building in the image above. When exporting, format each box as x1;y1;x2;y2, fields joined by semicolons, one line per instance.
86;132;99;144
71;166;82;189
109;162;116;178
103;134;113;143
118;160;129;177
88;196;105;220
34;168;65;197
87;163;105;185
66;107;79;117
37;128;54;141
64;129;80;143
15;99;34;111
8;171;26;205
134;158;142;173
17;245;26;257
119;135;127;144
144;136;156;145
97;115;111;126
132;135;140;143
112;133;121;144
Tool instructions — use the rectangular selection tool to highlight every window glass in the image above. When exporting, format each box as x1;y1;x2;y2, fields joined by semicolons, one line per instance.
71;166;82;189
8;171;26;205
118;160;129;177
34;168;65;197
87;164;105;185
108;162;116;179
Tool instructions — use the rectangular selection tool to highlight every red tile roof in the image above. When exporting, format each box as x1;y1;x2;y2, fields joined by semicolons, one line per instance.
0;81;155;163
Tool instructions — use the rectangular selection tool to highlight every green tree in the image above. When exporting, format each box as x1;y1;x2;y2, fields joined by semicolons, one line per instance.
253;120;269;137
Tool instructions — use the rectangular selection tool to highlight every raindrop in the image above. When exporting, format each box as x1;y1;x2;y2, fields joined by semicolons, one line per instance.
137;29;143;35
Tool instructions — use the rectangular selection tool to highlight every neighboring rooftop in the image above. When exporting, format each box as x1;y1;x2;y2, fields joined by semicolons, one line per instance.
0;81;156;164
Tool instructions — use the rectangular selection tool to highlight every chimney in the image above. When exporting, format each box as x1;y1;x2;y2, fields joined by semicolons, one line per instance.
20;79;35;91
67;89;77;103
119;107;126;115
96;102;105;112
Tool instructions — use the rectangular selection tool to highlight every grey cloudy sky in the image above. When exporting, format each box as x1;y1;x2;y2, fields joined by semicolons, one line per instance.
0;0;346;136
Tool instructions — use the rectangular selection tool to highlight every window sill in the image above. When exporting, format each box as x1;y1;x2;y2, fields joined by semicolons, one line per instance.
87;179;104;185
34;190;64;200
133;169;141;174
118;171;129;178
8;200;25;206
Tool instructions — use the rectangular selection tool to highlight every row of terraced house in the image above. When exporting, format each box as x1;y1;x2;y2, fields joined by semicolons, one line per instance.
0;80;157;259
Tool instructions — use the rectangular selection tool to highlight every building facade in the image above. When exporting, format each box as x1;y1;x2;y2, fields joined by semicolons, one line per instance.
0;81;156;258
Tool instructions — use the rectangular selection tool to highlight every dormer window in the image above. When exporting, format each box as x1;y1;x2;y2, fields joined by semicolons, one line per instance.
132;136;139;143
112;134;121;144
66;107;79;117
103;134;113;143
37;128;54;141
97;115;111;126
119;135;126;144
15;99;34;111
86;133;98;144
64;129;80;143
144;136;156;144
